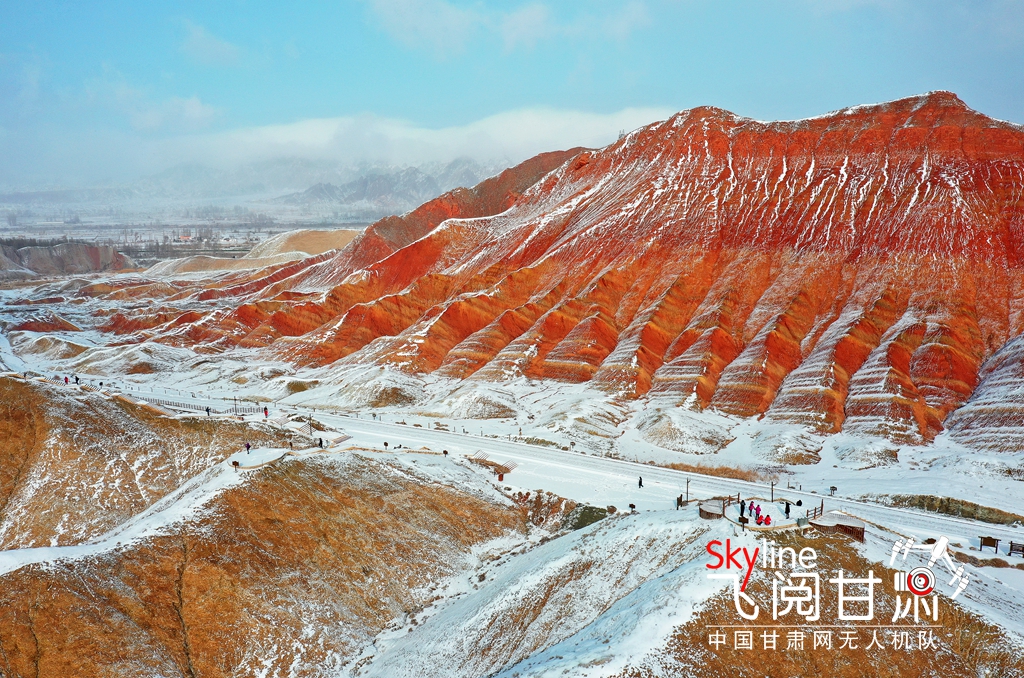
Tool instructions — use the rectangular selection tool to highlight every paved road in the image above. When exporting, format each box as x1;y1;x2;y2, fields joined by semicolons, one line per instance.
316;412;1024;549
41;380;1024;548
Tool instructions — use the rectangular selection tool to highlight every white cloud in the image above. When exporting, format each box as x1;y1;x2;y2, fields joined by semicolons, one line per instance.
366;1;651;56
158;106;674;169
501;4;555;51
602;1;650;42
84;69;218;131
0;85;672;188
0;53;46;116
365;0;479;56
15;63;42;109
122;94;217;131
180;21;241;66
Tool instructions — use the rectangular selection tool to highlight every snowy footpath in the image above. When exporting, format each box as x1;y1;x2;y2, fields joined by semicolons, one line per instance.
1;387;1023;675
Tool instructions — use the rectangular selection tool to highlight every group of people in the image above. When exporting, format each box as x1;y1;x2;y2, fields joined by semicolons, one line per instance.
739;499;773;526
48;374;110;389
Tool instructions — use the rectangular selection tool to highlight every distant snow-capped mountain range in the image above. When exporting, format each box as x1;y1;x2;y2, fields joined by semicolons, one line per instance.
0;157;506;222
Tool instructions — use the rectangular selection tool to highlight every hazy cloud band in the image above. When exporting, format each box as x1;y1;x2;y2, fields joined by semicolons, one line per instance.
1;107;672;190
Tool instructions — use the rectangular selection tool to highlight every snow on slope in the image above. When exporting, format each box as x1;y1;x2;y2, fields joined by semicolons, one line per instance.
0;379;1022;676
0;375;292;551
357;512;722;678
0;460;244;577
12;92;1024;459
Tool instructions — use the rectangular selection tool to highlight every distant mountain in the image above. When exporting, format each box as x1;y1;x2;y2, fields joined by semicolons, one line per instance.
0;157;503;223
131;157;354;201
273;159;503;219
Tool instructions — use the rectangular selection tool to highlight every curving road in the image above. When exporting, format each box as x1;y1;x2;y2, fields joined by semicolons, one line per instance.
312;412;1024;549
37;378;1024;549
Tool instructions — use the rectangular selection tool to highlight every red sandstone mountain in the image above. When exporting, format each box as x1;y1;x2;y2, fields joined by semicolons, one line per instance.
74;92;1024;449
0;243;135;279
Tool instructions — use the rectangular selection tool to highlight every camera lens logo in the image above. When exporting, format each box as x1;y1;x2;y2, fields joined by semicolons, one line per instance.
906;567;935;596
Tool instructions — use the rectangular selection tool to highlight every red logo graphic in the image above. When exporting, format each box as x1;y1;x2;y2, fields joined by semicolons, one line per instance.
906;567;935;596
706;539;759;591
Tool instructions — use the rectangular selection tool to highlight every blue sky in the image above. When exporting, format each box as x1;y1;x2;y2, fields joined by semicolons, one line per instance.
2;0;1023;188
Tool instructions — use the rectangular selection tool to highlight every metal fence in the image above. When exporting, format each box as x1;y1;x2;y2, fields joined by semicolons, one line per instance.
140;397;222;414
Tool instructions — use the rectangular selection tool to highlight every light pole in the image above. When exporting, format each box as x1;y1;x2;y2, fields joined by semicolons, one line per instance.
771;481;776;502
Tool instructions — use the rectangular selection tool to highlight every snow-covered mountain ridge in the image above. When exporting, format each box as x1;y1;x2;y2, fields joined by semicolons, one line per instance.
22;90;1024;455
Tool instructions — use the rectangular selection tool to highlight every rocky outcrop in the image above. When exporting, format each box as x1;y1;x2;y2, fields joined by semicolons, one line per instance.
52;92;1024;450
0;250;35;280
11;311;83;333
0;243;135;278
